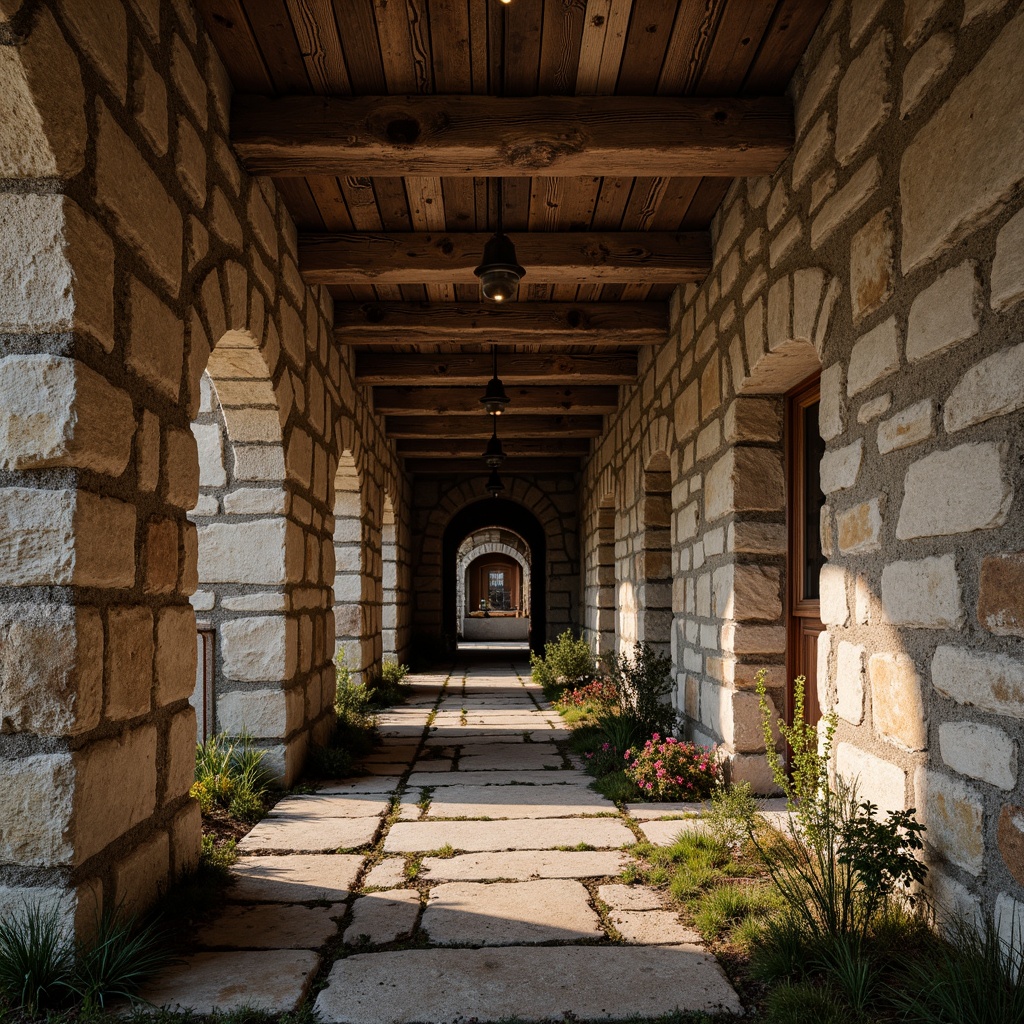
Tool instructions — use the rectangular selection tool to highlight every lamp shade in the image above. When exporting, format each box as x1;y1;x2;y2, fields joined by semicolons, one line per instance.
474;232;525;303
485;469;505;496
483;431;506;468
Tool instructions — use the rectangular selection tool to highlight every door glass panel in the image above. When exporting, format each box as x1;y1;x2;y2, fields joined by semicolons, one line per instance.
802;400;826;600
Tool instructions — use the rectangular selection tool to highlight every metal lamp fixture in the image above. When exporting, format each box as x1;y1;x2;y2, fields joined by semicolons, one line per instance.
474;179;525;303
479;345;510;414
485;467;505;496
483;414;506;468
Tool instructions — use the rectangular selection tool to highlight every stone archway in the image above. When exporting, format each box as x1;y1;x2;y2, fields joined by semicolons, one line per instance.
455;528;532;641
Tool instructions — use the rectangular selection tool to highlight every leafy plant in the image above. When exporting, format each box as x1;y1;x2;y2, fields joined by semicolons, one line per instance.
0;902;73;1015
594;769;640;803
367;659;411;706
200;834;238;871
191;732;275;823
605;641;677;734
554;679;619;712
530;630;595;693
624;734;722;801
595;713;646;759
307;743;356;779
704;781;759;848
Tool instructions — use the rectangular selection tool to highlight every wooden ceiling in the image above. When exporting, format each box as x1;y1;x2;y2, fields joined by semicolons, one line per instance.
198;0;827;476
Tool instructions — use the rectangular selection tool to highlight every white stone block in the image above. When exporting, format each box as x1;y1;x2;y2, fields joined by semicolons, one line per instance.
868;652;927;751
932;645;1024;720
906;261;979;362
992;207;1024;310
847;317;899;395
939;721;1017;790
836;742;906;816
915;767;985;875
880;555;962;628
818;362;845;441
217;687;290;738
943;341;1024;433
192;423;226;488
835;642;865;725
220;616;295;683
877;399;934;454
819;439;862;493
197;519;287;585
836;28;892;165
819;564;849;626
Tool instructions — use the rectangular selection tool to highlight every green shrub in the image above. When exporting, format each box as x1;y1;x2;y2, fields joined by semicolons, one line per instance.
763;981;848;1024
704;781;759;848
605;641;676;734
191;733;275;823
593;769;640;802
624;735;723;801
530;630;595;693
199;834;238;871
367;659;411;706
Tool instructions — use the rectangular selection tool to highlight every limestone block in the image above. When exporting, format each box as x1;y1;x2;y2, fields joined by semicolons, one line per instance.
818;363;844;441
847;318;899;396
162;427;199;511
819;565;849;626
0;8;87;177
220;616;296;683
211;187;244;250
868;652;927;751
144;517;178;595
906;261;979;363
165;707;198;800
795;34;840;137
137;411;160;494
192;423;226;488
880;555;962;628
943;341;1024;433
217;687;293;738
235;445;286;482
896;443;1011;539
724;398;781;444
0;195;114;350
113;832;169;917
171;35;207;130
900;10;1024;272
849;210;893;322
996;894;1024;958
720;623;785;656
857;393;890;423
877;399;934;454
0;356;133;475
835;642;865;725
792;113;831;191
836;742;906;816
176;116;206;209
56;0;127;102
850;0;885;47
903;0;944;48
74;725;157;863
836;29;891;166
704;448;784;521
223;488;287;515
820;439;862;494
133;47;168;156
171;799;202;878
932;645;1024;720
811;156;882;248
155;605;198;705
929;869;984;936
915;768;985;875
837;498;882;554
731;690;780;752
105;605;154;720
0;753;74;865
998;806;1024;887
977;552;1024;637
992;207;1024;310
198;518;287;585
95;99;182;294
901;32;954;116
939;721;1017;790
714;564;782;622
129;277;184;402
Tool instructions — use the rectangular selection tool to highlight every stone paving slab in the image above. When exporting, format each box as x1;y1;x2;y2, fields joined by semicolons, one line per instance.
421;849;628;881
457;748;563;771
407;769;588;787
196;904;341;949
626;802;707;819
353;762;415;775
638;818;708;846
363;858;409;889
314;945;743;1022
423;783;612;819
140;950;320;1013
344;889;421;946
421;879;602;945
229;854;363;902
426;731;560;744
269;794;391;819
610;910;703;946
384;818;634;853
239;816;381;853
318;777;402;795
597;884;663;911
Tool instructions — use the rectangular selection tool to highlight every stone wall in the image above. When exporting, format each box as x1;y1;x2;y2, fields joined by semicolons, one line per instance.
0;0;405;928
582;0;1024;925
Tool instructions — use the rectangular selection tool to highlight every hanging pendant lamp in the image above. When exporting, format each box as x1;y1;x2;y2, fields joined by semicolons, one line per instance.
483;413;506;468
485;468;505;497
480;345;510;414
475;178;525;303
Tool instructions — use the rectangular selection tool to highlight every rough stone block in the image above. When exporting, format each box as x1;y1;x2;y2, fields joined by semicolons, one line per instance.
811;156;882;248
900;10;1024;272
836;642;865;725
198;518;287;585
144;517;178;595
162;427;199;511
915;768;985;875
0;753;74;865
880;555;962;628
704;448;784;521
877;399;934;453
837;498;881;554
113;831;169;917
221;616;296;683
56;0;128;102
932;645;1024;720
155;605;197;705
723;398;781;443
906;261;980;363
847;317;899;396
836;29;892;165
217;686;293;737
896;442;1011;539
868;652;927;751
939;721;1017;790
345;889;421;946
978;552;1024;637
901;32;954;116
820;439;862;493
192;422;226;488
133;46;168;156
943;341;1024;433
836;742;905;816
992;207;1024;310
819;564;849;626
849;209;894;322
105;605;154;720
998;805;1024;888
818;363;844;441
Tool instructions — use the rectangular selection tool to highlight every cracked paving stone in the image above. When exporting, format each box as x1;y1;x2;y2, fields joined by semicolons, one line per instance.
610;910;703;946
597;884;664;911
267;794;391;819
228;854;363;902
344;889;421;945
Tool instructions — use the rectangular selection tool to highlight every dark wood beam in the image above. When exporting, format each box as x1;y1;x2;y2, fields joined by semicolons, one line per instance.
385;415;605;439
300;231;709;285
334;301;668;348
396;439;592;458
405;458;582;475
373;385;619;416
232;94;793;178
356;352;637;386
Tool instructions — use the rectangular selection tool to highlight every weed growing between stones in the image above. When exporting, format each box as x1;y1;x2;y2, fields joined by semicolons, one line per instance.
192;733;276;824
530;630;596;696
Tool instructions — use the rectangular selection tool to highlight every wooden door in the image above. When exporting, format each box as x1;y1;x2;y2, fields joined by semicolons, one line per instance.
786;375;826;726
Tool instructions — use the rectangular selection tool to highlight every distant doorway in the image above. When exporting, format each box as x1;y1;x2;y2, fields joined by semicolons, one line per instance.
786;374;826;725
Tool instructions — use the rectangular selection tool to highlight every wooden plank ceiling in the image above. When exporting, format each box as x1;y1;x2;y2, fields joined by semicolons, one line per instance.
198;0;826;477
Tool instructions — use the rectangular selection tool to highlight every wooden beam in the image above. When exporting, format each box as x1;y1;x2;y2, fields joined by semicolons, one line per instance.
385;415;605;439
396;439;592;458
356;352;637;386
405;458;582;475
334;301;668;347
373;385;620;416
300;231;709;285
232;94;793;178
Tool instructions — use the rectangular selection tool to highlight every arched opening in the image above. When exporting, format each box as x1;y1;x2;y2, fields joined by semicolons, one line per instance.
639;453;672;655
333;449;369;683
455;527;532;647
442;499;547;656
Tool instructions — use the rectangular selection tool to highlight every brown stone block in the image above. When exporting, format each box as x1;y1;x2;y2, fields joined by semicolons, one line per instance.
978;552;1024;637
144;517;179;595
105;606;154;721
998;805;1024;888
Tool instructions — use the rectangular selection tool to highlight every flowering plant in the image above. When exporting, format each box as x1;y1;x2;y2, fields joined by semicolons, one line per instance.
555;679;619;710
583;739;624;777
624;734;723;801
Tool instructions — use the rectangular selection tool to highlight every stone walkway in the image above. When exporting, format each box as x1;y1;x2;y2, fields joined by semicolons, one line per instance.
141;660;742;1021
